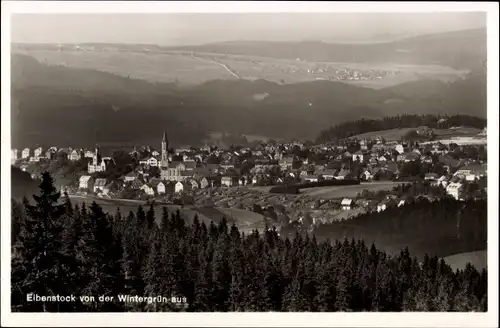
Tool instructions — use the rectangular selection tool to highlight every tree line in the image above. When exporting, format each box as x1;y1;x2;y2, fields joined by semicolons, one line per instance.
316;114;487;143
11;172;487;312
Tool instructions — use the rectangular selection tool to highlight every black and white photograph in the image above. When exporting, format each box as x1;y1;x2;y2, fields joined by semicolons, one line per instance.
1;2;498;327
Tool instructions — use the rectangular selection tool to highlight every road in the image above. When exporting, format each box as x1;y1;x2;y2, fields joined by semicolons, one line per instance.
191;55;241;79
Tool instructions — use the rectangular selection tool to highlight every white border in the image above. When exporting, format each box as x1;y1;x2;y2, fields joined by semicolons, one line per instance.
1;2;498;327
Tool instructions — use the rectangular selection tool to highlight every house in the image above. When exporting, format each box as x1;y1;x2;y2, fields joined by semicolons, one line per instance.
200;177;210;189
378;155;387;163
79;175;94;190
191;180;200;190
446;182;463;200
222;176;239;187
424;173;439;181
129;178;144;190
394;144;405;155
124;171;139;182
336;169;352;180
175;181;184;193
397;199;406;207
11;149;19;164
156;181;167;194
21;148;30;159
139;156;160;167
417;126;432;136
68;149;82;161
303;175;319;183
84;150;95;158
377;199;397;212
437;175;449;187
34;147;44;158
352;151;364;162
141;184;155;196
341;198;354;210
361;170;373;181
93;178;107;193
279;156;297;171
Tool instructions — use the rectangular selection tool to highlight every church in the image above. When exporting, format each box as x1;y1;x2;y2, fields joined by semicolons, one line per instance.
88;145;108;173
160;130;194;182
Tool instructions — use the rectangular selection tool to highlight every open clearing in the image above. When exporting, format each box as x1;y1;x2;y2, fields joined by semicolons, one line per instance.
16;48;466;88
216;207;267;234
443;250;487;271
301;181;403;198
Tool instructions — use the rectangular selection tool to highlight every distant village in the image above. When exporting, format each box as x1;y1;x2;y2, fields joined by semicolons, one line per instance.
12;125;487;227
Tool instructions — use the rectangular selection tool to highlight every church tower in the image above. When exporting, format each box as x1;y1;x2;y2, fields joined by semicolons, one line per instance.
93;144;101;166
160;130;170;181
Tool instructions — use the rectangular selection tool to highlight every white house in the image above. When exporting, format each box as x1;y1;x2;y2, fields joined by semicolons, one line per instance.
352;151;364;162
191;180;200;190
21;148;30;159
446;182;463;200
34;147;44;158
157;181;166;194
175;181;184;193
395;144;405;154
93;178;107;193
362;170;373;181
141;184;155;196
341;198;354;210
79;175;94;190
139;156;160;167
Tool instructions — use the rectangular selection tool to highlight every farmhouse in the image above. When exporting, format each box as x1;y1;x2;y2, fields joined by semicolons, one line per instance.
141;184;155;196
68;149;82;161
352;151;364;162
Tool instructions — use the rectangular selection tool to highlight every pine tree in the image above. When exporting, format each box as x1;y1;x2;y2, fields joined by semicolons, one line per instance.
12;172;67;312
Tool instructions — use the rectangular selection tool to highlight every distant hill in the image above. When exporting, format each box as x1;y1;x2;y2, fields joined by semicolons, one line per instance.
11;54;486;147
168;28;486;70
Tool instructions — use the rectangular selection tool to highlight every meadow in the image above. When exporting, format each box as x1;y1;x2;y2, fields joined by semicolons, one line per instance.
443;250;487;271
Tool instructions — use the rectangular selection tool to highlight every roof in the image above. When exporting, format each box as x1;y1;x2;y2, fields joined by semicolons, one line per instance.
341;198;353;205
79;175;92;183
94;178;107;187
183;161;197;169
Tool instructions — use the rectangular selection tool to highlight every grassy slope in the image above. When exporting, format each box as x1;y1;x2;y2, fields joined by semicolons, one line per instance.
443;250;487;271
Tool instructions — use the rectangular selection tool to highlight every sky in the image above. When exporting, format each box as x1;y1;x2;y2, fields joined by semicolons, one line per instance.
11;12;486;46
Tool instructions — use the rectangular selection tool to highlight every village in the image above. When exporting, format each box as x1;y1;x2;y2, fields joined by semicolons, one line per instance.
11;126;487;229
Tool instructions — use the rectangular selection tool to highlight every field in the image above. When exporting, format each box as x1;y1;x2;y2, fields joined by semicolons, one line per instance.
216;207;268;234
443;250;487;271
300;181;403;198
349;128;415;141
15;48;466;88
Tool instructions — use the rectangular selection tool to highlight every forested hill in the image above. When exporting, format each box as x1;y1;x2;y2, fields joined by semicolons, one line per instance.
316;114;487;143
168;28;486;70
314;197;487;260
12;54;486;147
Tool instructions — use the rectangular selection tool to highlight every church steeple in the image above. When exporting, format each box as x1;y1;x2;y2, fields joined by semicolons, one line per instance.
161;129;169;168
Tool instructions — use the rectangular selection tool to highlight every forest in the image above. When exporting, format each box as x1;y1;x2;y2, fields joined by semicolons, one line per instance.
314;197;487;259
315;114;487;143
11;173;487;312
